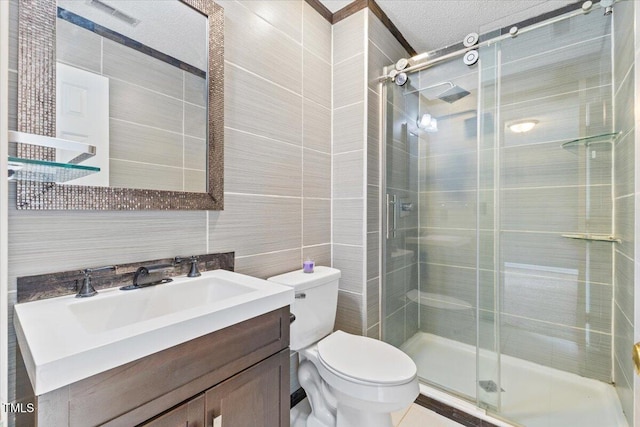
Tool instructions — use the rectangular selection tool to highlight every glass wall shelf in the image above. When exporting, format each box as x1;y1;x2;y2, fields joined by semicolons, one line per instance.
8;157;100;183
561;132;620;150
561;233;621;243
7;131;100;183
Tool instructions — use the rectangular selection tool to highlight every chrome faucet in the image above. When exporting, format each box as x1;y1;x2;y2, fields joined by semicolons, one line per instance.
174;255;201;277
120;264;173;290
76;265;116;298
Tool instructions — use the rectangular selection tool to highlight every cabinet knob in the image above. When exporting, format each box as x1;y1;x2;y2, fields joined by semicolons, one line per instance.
633;342;640;376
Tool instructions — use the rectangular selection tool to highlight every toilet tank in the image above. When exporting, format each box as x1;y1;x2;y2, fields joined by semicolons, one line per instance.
268;266;340;351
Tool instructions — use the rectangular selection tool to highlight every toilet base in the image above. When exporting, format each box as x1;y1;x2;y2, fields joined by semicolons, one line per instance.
298;356;412;427
291;396;394;427
299;360;337;427
336;405;392;427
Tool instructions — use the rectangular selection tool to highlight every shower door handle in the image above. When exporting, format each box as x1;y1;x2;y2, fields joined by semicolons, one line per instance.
387;194;398;239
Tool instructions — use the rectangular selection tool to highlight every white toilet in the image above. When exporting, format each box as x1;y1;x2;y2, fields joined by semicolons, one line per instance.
268;266;419;427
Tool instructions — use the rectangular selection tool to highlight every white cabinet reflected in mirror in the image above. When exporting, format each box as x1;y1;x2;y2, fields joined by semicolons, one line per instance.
56;0;207;192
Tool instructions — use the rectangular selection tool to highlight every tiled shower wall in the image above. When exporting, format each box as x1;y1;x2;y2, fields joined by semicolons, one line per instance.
613;1;637;424
415;9;615;383
332;8;410;337
7;0;332;404
490;13;614;382
416;59;479;349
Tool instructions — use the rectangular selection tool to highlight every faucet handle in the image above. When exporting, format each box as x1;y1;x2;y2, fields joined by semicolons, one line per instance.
84;265;116;274
77;265;116;298
175;256;201;277
187;255;201;277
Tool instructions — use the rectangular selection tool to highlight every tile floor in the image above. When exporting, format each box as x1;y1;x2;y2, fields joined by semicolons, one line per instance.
392;404;464;427
291;399;464;427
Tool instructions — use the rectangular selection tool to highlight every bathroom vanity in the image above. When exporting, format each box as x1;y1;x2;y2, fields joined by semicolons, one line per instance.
14;269;294;426
23;307;290;426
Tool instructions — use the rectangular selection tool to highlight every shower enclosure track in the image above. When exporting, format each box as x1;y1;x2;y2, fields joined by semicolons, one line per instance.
378;1;611;82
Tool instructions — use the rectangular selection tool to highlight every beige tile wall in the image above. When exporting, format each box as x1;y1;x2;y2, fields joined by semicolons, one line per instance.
331;8;410;337
613;1;636;425
634;3;640;419
332;10;367;335
7;0;331;402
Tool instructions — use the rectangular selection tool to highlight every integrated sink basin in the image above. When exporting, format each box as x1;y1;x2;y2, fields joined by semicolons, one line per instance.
14;269;294;395
69;277;255;334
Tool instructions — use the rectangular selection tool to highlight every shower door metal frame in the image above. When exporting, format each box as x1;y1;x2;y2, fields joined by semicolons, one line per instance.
379;66;389;342
476;39;503;413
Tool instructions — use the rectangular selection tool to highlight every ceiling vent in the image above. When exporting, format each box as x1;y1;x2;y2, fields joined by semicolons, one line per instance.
86;0;141;26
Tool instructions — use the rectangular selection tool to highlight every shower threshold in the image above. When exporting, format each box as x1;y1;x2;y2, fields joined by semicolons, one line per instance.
401;332;628;427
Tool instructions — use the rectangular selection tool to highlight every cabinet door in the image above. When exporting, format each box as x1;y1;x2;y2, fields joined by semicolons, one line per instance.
142;394;205;427
205;350;289;427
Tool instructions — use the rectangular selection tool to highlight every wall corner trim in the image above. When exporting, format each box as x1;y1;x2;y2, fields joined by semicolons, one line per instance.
304;0;333;22
304;0;416;57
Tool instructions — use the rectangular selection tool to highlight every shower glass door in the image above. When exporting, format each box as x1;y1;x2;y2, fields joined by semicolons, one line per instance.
478;9;614;425
382;56;485;404
382;4;616;426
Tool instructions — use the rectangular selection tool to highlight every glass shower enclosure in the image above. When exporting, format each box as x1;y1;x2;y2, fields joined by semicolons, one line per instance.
380;5;627;426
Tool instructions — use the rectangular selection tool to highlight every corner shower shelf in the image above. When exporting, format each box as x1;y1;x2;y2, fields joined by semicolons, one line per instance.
7;131;100;183
561;233;621;243
560;132;621;150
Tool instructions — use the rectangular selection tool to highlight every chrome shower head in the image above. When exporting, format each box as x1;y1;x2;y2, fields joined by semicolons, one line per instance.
437;85;471;103
421;81;471;103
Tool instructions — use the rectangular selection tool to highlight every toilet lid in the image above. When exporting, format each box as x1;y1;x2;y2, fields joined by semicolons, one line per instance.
317;331;417;385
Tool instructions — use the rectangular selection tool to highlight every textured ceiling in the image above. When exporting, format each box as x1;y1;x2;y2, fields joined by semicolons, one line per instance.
320;0;576;54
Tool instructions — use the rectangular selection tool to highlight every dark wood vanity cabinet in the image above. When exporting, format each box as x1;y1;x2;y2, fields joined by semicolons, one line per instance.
142;350;289;427
25;307;290;427
205;350;288;427
142;394;205;427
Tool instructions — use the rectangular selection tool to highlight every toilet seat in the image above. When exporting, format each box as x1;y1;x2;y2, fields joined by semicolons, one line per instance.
317;331;417;386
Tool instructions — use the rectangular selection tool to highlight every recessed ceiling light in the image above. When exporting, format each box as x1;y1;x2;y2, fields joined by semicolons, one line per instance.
508;120;538;133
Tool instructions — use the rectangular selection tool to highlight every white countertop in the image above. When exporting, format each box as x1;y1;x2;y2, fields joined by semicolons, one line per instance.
14;269;294;395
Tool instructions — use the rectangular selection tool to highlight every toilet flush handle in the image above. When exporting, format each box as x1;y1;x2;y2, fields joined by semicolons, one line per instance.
295;292;306;299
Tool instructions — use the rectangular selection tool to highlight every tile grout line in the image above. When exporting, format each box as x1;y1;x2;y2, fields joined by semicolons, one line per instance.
393;404;413;427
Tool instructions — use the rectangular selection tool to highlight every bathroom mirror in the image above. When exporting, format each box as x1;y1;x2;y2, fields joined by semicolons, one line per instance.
15;0;223;210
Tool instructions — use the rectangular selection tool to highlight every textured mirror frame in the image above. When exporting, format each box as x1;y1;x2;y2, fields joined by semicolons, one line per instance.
16;0;224;210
